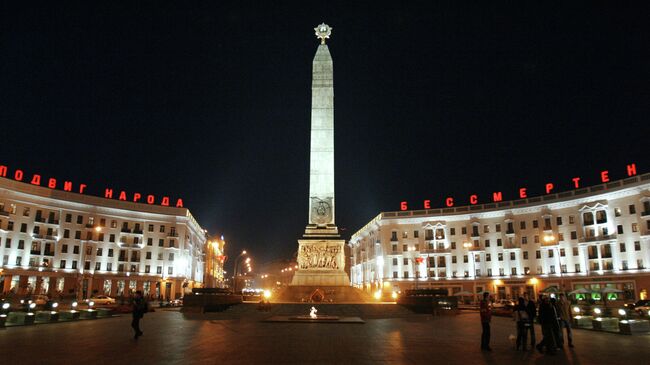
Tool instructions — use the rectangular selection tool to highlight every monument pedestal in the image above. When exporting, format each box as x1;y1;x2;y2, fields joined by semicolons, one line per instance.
291;237;349;287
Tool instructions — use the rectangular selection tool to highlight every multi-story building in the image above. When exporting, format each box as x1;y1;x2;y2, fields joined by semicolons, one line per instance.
349;173;650;302
204;235;226;288
0;177;206;301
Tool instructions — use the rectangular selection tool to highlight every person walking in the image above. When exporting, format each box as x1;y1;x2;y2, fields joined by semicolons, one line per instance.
480;292;492;351
513;297;529;350
557;293;574;348
131;290;148;340
537;296;561;355
524;293;537;349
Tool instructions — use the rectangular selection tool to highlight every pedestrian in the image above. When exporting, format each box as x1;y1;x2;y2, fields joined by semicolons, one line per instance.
131;290;148;340
557;293;574;348
513;297;529;350
480;292;492;351
536;296;560;355
524;292;537;349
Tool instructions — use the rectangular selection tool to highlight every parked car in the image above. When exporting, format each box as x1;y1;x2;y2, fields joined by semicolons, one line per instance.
492;299;515;310
633;300;650;315
170;297;184;306
87;295;116;305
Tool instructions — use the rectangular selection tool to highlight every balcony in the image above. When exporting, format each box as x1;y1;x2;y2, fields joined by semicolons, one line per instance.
43;251;55;257
133;230;143;235
641;211;650;218
505;230;515;235
44;235;57;241
422;248;451;254
30;250;41;255
47;219;59;225
34;217;46;223
578;234;617;244
32;234;44;239
121;228;132;233
0;210;9;217
85;224;95;228
504;242;521;250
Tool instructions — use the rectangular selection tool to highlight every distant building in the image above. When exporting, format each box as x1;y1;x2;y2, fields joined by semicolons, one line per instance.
0;177;206;301
204;235;226;288
349;173;650;302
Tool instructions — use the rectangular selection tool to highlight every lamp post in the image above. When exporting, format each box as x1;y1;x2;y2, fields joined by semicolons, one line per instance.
232;250;247;293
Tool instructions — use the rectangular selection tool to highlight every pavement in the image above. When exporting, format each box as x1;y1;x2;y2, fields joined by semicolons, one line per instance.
1;305;649;364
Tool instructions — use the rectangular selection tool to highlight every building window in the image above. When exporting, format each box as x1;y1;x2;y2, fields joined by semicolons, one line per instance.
20;223;27;233
392;244;397;252
620;243;626;252
72;261;78;269
510;252;515;260
497;239;502;247
169;253;174;261
622;260;628;270
402;258;408;265
632;223;638;233
148;224;154;232
558;233;564;241
4;238;11;249
413;230;419;238
548;250;554;258
402;244;407;251
403;271;409;278
498;253;503;261
463;255;468;263
638;259;644;269
561;264;567;273
111;220;117;228
534;235;539;244
596;211;607;224
393;272;398;278
535;250;541;259
108;249;114;257
451;242;456;249
461;227;467;235
450;228;456;235
109;234;115;242
392;258;398;266
570;231;577;240
146;252;152;260
499;268;504;276
575;264;581;273
560;248;566;257
59;260;66;268
486;253;491;261
61;244;68;253
615;208;621;217
402;231;408;239
523;251;529;260
556;216;563;225
522;236;528;244
75;231;81;239
169;239;175;248
484;225;489;233
106;262;112;271
485;239;490;248
159;239;165;247
511;267;517;275
73;246;79;254
76;215;83;224
635;241;641;251
495;224;501;232
549;265;556;274
65;214;72;223
524;267;530;275
452;256;457;264
145;265;151;273
160;225;165;233
520;221;526;230
629;204;636;214
487;268;492;277
18;240;25;249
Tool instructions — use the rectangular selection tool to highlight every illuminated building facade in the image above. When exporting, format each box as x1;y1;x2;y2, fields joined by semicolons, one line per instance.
0;178;206;300
204;235;226;288
349;173;650;301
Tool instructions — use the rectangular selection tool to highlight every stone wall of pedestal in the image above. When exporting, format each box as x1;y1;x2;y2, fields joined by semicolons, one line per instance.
291;239;350;286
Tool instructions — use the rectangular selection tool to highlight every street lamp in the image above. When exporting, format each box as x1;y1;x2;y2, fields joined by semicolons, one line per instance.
463;242;476;279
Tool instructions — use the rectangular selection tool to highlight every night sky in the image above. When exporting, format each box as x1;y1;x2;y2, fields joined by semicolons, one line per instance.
1;2;649;270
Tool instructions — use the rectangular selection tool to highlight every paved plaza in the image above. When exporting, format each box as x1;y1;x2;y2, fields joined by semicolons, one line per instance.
1;305;649;364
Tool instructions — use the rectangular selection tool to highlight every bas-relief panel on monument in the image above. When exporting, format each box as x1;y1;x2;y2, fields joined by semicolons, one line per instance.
297;241;344;270
309;196;333;225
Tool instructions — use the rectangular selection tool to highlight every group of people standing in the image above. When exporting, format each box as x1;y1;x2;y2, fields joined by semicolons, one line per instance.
480;291;574;354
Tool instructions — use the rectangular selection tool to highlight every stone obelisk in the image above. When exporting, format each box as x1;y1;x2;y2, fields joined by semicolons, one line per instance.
292;23;349;286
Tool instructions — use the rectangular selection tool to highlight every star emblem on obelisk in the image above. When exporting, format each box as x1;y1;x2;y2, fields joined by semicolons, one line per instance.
314;23;332;44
